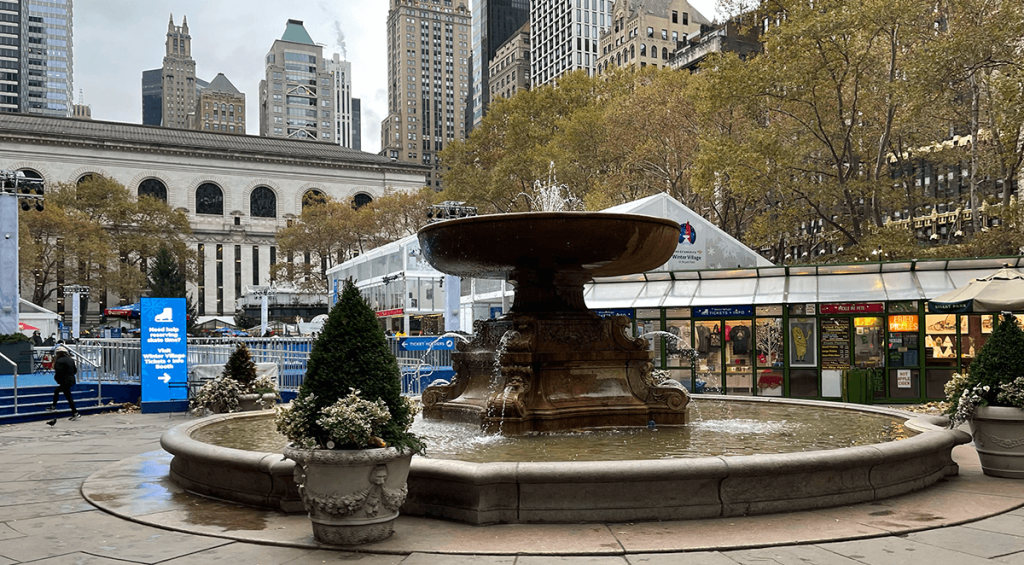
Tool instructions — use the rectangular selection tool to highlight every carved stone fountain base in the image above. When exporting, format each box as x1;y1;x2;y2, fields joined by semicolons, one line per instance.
422;314;689;435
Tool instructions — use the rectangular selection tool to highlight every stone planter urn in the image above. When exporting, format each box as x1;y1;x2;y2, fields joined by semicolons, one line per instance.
283;445;413;545
969;405;1024;479
237;393;277;412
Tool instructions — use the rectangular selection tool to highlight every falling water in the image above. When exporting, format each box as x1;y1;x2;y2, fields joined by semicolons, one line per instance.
515;162;585;212
487;330;519;423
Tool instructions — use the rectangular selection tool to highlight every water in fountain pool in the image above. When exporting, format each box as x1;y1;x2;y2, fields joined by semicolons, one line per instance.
191;401;912;463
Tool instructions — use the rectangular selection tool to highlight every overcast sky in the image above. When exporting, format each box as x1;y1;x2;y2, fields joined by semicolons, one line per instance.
75;0;718;154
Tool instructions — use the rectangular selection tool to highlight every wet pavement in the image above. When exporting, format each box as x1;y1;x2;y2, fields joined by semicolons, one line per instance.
1;412;1023;564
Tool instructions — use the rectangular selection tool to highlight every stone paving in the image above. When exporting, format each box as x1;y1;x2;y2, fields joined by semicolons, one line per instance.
1;412;1022;564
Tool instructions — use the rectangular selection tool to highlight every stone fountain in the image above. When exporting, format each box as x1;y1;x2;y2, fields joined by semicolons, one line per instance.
418;211;691;434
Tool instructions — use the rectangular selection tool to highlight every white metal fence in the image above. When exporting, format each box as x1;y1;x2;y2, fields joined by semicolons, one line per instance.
71;336;451;393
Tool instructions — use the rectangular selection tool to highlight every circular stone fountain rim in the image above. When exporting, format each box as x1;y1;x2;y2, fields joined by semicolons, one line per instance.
160;397;971;525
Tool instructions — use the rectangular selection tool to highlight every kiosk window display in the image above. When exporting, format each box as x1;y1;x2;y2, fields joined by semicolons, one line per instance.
755;316;783;396
924;314;964;367
787;315;818;397
722;320;753;394
695;320;724;394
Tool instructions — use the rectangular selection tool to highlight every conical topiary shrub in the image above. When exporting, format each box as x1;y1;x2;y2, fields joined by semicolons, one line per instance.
223;343;258;389
947;313;1024;425
965;313;1024;404
277;279;422;452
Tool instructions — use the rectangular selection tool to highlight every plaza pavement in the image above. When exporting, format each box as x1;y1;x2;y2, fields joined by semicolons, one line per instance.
1;411;1023;565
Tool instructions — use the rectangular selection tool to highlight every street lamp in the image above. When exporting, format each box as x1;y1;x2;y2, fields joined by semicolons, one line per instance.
426;201;477;223
0;170;45;335
62;284;90;340
250;286;276;337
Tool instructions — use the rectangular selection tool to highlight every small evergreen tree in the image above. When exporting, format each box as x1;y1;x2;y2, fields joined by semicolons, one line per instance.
234;310;258;331
223;343;258;389
967;313;1024;404
148;247;186;298
148;246;197;330
278;279;421;452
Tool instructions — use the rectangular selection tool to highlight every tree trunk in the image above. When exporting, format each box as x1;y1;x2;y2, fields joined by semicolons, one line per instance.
970;73;981;234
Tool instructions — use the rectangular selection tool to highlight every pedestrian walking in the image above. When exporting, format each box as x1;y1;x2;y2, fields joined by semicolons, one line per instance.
30;330;43;346
47;346;80;421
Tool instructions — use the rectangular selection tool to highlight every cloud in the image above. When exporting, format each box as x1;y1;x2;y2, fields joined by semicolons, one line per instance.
332;21;347;59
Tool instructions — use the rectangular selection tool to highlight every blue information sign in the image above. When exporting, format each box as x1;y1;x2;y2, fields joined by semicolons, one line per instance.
399;336;457;351
692;306;754;318
593;308;634;319
140;297;188;412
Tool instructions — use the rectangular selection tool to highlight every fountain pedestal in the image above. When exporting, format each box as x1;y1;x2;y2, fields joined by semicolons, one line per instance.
423;314;689;434
418;212;690;434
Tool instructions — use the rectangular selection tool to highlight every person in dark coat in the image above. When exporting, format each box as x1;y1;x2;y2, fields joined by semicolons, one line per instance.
30;330;43;346
48;346;80;420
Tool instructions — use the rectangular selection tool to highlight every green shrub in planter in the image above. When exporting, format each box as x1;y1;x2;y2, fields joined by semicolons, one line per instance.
223;343;258;389
276;280;422;452
191;343;279;413
0;333;29;344
946;313;1024;426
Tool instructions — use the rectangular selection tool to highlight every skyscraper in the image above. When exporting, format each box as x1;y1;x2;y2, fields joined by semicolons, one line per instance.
161;15;197;129
325;53;355;148
531;0;611;88
259;20;335;143
195;73;245;134
468;0;528;130
141;69;163;126
0;0;74;116
381;0;471;189
352;98;361;151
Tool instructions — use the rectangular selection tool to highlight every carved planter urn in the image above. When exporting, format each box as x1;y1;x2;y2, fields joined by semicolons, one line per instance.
236;393;277;412
969;406;1024;479
282;445;413;545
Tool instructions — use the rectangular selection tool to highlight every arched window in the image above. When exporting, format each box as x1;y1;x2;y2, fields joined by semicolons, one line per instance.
16;169;43;194
630;45;635;59
76;173;95;185
352;193;373;209
616;53;621;66
302;189;327;210
196;183;224;215
662;47;668;59
138;178;167;202
640;44;646;57
250;186;277;218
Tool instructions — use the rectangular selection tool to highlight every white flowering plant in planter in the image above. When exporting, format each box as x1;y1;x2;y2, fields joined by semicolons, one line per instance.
944;313;1024;427
190;375;243;413
190;343;281;413
276;389;420;450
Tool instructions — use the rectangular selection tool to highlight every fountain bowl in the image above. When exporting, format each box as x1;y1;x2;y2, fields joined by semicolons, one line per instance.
161;397;971;525
417;212;680;280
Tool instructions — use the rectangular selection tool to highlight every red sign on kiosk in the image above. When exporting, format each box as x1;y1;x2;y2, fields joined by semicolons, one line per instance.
376;308;405;318
819;303;885;314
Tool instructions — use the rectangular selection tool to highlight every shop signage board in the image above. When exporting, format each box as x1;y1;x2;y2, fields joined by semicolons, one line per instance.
140;297;187;413
594;308;634;319
788;318;817;367
399;336;456;351
376;308;404;318
888;315;919;332
820;317;851;369
693;306;754;318
820;303;885;314
897;369;912;388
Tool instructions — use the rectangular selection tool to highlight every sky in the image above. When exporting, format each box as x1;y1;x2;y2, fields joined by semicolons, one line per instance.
75;0;719;155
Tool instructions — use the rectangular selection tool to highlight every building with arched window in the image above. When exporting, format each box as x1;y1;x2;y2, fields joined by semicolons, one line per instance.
0;113;428;320
596;0;709;74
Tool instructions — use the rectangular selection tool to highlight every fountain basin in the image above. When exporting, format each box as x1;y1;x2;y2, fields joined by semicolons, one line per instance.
417;212;681;281
161;398;971;525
